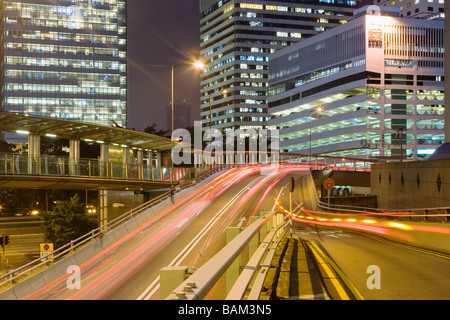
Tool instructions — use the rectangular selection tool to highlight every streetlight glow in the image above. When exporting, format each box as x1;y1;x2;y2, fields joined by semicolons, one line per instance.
194;61;205;69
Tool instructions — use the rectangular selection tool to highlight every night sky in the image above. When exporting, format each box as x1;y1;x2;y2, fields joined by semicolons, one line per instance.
127;0;202;132
126;0;374;132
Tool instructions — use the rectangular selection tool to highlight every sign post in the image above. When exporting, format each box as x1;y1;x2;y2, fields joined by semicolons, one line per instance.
289;177;295;238
324;178;335;205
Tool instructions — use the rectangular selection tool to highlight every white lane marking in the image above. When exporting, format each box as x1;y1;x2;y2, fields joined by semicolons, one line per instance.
137;177;262;300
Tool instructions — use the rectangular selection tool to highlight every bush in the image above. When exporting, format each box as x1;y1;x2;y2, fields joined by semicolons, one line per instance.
41;194;96;248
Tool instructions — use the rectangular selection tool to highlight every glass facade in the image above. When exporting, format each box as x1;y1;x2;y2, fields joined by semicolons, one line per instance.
268;15;445;161
2;0;127;127
199;0;366;133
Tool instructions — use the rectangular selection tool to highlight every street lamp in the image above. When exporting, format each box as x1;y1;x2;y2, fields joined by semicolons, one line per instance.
206;89;228;143
171;61;205;135
170;61;205;183
146;61;204;184
309;106;323;160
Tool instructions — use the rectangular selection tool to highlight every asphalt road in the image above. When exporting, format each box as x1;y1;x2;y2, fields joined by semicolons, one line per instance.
295;223;450;300
0;219;44;275
24;166;306;300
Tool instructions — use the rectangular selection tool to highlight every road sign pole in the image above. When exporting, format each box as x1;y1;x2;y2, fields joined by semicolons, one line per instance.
324;178;335;206
289;191;292;238
289;177;295;238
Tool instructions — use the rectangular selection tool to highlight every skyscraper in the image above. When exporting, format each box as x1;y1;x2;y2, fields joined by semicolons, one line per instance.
268;7;445;160
1;1;127;131
166;100;192;131
199;0;369;134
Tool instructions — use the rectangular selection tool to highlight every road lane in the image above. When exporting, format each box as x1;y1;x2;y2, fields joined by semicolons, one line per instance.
24;166;304;300
27;167;257;299
294;223;450;300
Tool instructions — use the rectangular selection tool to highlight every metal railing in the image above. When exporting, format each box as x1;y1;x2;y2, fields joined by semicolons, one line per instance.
0;151;377;181
317;191;450;222
0;153;194;183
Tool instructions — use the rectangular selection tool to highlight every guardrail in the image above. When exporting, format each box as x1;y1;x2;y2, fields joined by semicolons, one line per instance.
284;164;448;222
0;151;376;183
317;192;450;222
165;212;289;300
0;165;229;289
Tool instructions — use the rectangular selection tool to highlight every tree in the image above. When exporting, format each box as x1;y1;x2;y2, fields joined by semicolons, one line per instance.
144;123;171;138
0;139;14;153
41;194;95;248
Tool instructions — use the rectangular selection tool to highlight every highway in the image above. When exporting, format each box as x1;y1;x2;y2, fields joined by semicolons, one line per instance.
23;166;305;300
3;164;450;300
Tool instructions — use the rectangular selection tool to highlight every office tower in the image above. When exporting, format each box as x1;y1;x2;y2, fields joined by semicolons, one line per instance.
2;1;127;131
199;0;369;134
375;0;444;19
268;7;444;160
166;100;193;131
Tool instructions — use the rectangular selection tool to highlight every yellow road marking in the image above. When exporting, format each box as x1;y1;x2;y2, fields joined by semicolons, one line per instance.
307;242;364;300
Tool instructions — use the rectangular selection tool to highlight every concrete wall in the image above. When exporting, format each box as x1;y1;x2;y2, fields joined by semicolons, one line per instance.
371;159;450;209
296;172;320;211
311;170;371;187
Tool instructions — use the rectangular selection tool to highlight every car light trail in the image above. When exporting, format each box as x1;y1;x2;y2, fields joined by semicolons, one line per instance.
26;167;262;300
276;200;450;242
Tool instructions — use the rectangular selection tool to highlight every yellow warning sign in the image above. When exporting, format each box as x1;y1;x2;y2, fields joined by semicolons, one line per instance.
40;243;54;253
40;243;54;262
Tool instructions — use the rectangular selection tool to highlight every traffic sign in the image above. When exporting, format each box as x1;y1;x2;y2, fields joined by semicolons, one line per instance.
324;178;335;190
40;243;54;261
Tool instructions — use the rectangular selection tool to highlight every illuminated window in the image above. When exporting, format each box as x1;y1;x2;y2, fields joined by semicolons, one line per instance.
240;3;263;10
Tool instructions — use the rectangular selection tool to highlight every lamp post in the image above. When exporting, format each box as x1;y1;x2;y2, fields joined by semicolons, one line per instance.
209;95;212;143
146;61;204;184
309;106;323;161
206;89;227;144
